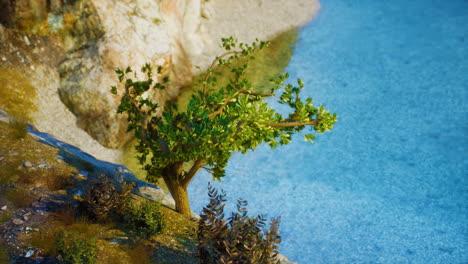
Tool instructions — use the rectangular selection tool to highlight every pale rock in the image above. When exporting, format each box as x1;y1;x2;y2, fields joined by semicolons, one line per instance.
0;24;4;42
24;249;35;258
0;109;9;123
56;0;319;149
12;218;25;225
0;0;319;155
278;253;299;264
24;35;30;46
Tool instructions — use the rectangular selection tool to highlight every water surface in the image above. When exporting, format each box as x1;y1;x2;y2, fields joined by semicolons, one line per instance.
189;0;468;263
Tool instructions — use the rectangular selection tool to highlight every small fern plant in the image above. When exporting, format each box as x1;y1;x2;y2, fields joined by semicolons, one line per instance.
197;184;281;264
126;200;167;238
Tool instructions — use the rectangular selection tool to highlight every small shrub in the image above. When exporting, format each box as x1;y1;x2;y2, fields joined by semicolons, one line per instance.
112;179;135;217
0;209;12;224
4;188;36;208
82;174;133;222
8;116;28;139
55;230;97;264
53;202;79;226
126;200;166;238
197;184;282;264
0;161;20;185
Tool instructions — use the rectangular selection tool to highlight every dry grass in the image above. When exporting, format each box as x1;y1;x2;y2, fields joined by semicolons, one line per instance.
7;116;28;139
26;215;157;264
0;246;9;264
19;196;200;263
3;188;37;208
0;209;12;224
0;117;200;263
126;243;154;264
52;202;80;226
151;206;199;264
0;160;21;185
0;122;77;190
0;67;37;121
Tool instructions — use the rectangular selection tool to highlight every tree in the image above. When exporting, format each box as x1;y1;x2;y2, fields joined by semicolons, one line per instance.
112;37;337;217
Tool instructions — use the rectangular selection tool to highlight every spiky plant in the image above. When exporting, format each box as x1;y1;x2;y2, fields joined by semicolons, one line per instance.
198;184;281;264
82;174;120;222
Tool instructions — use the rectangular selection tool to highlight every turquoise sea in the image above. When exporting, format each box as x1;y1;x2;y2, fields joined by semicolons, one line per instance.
189;0;468;263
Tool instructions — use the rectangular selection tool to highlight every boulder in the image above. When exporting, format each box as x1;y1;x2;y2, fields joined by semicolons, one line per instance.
56;0;319;149
0;0;320;154
57;0;170;148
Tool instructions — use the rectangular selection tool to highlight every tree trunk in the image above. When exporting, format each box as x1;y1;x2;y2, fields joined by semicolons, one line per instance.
163;176;192;217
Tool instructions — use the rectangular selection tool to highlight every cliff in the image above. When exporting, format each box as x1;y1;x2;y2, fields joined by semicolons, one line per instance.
0;0;319;162
0;2;320;262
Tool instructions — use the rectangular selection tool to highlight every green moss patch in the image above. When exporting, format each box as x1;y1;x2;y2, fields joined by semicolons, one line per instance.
0;67;38;121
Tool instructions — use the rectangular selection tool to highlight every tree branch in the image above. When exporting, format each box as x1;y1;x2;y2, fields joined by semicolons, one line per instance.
207;91;240;119
182;158;205;188
265;119;320;128
203;51;242;96
238;89;274;97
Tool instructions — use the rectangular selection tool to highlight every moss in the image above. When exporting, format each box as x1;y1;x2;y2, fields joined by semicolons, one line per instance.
224;28;299;92
1;77;34;119
0;246;9;264
175;29;299;109
121;139;149;181
0;67;38;121
151;207;199;264
0;209;12;224
152;18;162;25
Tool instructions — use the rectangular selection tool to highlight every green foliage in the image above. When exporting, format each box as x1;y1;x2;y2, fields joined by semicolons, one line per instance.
55;230;97;264
198;185;281;264
112;37;337;215
125;200;167;238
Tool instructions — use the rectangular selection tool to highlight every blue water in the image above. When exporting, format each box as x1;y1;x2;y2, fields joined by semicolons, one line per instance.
189;0;468;263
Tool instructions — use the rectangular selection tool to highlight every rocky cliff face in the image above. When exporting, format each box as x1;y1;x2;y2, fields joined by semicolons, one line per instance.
0;0;319;159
